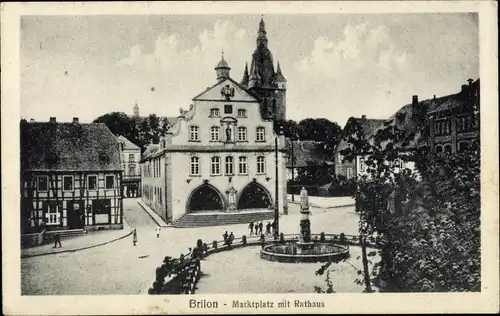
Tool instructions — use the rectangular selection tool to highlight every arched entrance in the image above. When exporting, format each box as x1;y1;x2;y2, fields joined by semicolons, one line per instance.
187;184;224;212
237;182;272;210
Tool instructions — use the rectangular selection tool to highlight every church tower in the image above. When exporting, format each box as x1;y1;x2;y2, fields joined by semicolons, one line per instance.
241;16;287;121
133;100;139;117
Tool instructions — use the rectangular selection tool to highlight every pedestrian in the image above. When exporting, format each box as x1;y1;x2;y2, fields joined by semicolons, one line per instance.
258;221;263;235
248;221;254;235
53;233;62;248
223;231;228;242
265;222;271;235
133;229;138;246
229;232;234;242
155;227;161;238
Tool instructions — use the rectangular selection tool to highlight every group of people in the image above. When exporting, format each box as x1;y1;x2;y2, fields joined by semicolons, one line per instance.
248;220;275;236
222;231;235;246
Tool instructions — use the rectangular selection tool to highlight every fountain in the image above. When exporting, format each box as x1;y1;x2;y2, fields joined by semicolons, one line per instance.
260;187;350;263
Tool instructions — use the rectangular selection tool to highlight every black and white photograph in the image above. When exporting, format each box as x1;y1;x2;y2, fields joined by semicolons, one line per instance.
2;1;498;315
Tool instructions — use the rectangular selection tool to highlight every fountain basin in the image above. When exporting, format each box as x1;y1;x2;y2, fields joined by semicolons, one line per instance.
260;242;350;263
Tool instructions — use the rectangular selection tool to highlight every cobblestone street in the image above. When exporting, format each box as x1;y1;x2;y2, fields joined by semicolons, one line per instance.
21;199;359;295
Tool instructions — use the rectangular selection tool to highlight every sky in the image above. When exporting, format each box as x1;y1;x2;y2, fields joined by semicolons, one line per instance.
20;13;479;127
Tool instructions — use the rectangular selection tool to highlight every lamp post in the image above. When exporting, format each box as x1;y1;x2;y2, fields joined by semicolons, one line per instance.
274;131;280;240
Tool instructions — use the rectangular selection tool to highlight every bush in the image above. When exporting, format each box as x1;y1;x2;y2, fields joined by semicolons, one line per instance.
320;232;325;242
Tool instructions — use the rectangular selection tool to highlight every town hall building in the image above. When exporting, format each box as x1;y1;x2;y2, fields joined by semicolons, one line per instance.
141;17;288;225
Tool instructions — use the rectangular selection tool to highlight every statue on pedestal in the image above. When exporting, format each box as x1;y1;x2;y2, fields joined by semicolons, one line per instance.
226;186;237;212
299;187;312;244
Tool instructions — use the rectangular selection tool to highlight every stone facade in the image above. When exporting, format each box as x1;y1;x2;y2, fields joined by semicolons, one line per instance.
140;18;288;223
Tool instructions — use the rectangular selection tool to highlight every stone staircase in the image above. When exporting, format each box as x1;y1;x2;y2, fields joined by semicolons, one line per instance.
173;210;274;228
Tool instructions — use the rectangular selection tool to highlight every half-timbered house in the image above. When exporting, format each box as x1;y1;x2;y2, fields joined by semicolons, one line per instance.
20;117;123;233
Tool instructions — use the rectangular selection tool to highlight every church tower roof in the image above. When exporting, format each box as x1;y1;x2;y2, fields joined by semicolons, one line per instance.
241;62;249;86
273;61;287;83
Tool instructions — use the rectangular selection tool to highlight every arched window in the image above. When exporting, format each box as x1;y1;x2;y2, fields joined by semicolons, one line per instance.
210;126;220;141
225;156;234;175
256;156;266;174
238;156;248;174
238;126;247;141
211;156;221;175
190;156;200;175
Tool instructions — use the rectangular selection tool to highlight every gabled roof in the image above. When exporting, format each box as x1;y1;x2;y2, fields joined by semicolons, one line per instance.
21;122;122;172
192;77;259;102
286;140;333;168
117;135;140;150
336;117;386;152
141;143;161;162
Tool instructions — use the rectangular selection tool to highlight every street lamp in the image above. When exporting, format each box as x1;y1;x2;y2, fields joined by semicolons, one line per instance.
274;127;280;240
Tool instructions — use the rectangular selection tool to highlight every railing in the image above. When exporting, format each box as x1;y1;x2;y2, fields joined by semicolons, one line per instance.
146;232;383;295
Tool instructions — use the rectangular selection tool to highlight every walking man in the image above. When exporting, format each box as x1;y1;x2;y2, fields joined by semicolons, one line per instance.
53;233;62;248
248;221;254;235
258;221;264;235
265;222;271;235
223;231;228;242
132;229;138;246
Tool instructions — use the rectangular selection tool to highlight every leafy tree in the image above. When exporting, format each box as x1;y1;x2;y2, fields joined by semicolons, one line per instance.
316;102;480;293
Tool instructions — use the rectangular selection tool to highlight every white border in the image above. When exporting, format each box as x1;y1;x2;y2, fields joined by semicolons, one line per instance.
2;1;498;315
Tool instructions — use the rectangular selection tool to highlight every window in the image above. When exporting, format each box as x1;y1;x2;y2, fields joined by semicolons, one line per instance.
238;156;247;174
211;156;221;175
37;175;48;192
346;167;353;180
225;156;234;175
210;108;220;117
44;202;60;225
359;158;365;172
224;104;233;114
87;175;97;190
105;175;114;189
238;126;247;141
458;141;469;153
210;126;220;141
444;144;452;154
189;125;199;141
237;109;247;117
257;156;266;174
435;145;443;154
256;127;265;142
129;154;134;162
190;157;200;175
129;165;136;175
63;176;74;191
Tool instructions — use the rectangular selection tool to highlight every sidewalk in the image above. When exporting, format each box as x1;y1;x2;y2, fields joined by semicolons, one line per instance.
21;220;133;259
136;198;170;227
287;194;355;209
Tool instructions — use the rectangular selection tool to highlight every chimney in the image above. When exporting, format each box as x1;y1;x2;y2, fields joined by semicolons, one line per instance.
30;118;35;123
361;115;366;119
461;85;468;93
467;78;474;87
412;95;418;106
433;95;436;100
72;117;79;124
49;117;56;123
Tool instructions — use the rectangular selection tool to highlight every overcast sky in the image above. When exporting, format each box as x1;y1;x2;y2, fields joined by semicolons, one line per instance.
21;13;478;127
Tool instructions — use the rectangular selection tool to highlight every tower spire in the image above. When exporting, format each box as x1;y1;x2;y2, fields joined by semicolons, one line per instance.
241;62;249;86
257;15;268;47
215;51;231;81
